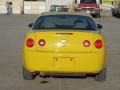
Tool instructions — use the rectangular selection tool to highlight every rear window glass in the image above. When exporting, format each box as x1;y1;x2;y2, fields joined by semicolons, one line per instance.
33;15;97;31
80;0;96;3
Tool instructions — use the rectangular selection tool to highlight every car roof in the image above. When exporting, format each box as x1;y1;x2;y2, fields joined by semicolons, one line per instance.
40;12;92;17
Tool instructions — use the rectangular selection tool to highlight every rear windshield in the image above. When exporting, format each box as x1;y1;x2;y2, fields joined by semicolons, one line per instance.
80;0;96;3
33;15;97;31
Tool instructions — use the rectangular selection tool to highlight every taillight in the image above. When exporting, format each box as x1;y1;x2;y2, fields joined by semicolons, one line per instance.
94;7;100;11
38;39;46;46
79;4;82;7
94;5;100;11
83;40;90;47
75;4;79;8
75;4;82;11
95;40;103;49
26;38;34;47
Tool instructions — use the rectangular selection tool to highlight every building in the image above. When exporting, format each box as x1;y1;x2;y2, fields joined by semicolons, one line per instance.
0;0;74;14
0;0;21;14
0;0;46;14
0;0;115;14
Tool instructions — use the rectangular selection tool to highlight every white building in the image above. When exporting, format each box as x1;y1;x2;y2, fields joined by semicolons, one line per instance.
0;0;21;14
0;0;73;14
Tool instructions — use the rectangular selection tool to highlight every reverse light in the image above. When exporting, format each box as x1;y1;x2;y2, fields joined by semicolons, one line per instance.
38;39;46;46
95;40;103;49
83;40;90;47
26;38;34;47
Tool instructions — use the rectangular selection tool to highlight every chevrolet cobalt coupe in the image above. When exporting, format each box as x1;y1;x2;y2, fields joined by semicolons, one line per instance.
23;12;106;81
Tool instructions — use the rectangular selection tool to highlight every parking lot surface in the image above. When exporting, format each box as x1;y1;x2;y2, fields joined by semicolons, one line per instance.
0;15;120;90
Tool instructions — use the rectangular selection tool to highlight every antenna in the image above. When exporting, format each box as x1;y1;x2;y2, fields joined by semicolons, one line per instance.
98;11;101;34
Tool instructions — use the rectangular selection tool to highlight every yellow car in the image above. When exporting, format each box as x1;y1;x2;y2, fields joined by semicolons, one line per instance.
23;12;106;81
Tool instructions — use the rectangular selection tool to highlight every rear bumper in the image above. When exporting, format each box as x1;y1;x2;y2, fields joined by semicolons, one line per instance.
75;9;100;15
23;51;106;74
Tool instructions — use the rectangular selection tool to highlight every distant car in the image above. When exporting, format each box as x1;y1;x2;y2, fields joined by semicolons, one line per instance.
75;0;101;17
50;5;68;12
112;2;120;17
23;12;106;81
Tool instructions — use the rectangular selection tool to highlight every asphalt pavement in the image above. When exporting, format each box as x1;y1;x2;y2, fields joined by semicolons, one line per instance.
0;15;120;90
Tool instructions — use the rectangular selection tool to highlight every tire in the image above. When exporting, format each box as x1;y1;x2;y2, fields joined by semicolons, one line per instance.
117;12;120;18
112;10;116;17
96;13;101;18
91;14;100;18
23;67;34;80
94;68;106;82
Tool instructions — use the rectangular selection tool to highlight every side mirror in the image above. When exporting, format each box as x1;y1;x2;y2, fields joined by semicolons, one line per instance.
97;24;103;29
28;23;33;28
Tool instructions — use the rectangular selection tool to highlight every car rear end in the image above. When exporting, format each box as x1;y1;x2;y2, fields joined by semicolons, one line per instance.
23;13;106;81
23;31;105;73
75;0;100;17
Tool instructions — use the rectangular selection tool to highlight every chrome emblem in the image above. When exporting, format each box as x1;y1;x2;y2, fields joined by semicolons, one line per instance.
56;39;68;48
61;39;67;43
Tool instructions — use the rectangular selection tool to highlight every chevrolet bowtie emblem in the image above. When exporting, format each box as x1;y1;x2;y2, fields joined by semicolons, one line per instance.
56;39;68;48
61;39;67;43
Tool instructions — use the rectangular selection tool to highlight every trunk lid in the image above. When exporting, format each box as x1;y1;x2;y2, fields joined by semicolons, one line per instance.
35;30;95;52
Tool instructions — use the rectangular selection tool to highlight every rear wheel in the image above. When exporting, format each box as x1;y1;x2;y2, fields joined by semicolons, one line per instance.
117;12;120;18
96;13;101;18
23;67;34;80
112;9;116;17
94;68;106;82
91;13;100;18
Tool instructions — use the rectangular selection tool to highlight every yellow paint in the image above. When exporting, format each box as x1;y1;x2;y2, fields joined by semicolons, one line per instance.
23;30;106;74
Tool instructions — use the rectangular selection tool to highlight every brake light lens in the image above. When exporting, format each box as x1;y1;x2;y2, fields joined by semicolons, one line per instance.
75;4;79;8
75;4;82;11
94;5;100;11
95;40;103;49
26;38;34;47
94;7;100;11
83;40;90;47
38;39;46;46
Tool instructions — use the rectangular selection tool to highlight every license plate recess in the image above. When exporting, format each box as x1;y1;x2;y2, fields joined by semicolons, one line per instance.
54;57;74;68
